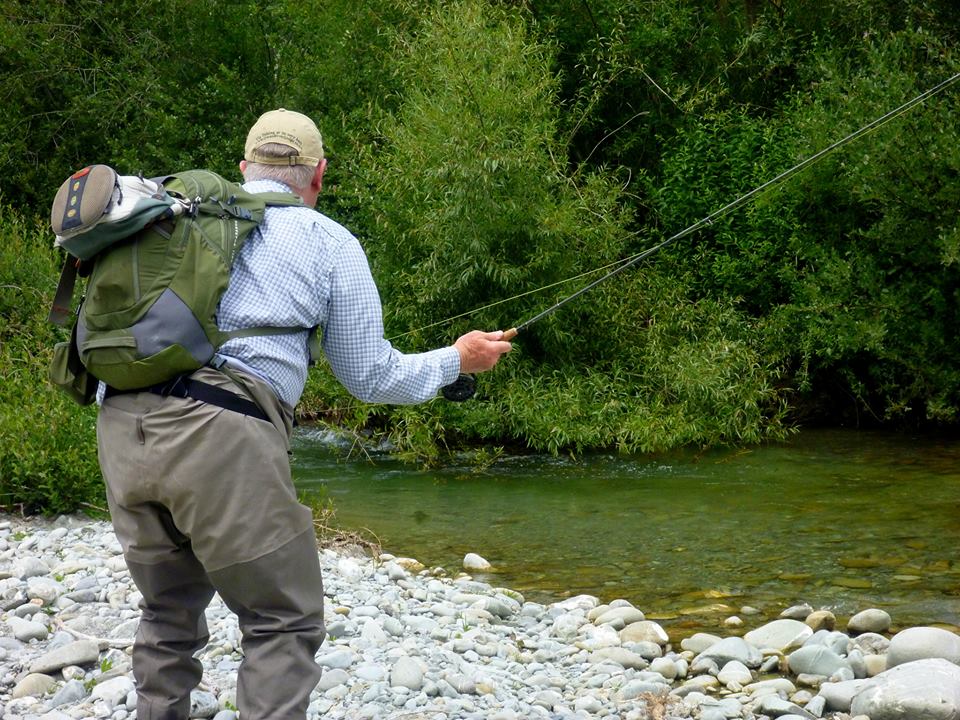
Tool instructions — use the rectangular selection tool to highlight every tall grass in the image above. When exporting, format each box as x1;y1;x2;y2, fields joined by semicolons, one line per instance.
0;205;104;514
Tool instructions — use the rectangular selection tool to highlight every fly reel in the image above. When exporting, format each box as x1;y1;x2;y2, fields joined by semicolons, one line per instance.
441;373;476;402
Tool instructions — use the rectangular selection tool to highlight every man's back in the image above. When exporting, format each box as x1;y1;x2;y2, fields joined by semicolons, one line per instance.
219;179;461;408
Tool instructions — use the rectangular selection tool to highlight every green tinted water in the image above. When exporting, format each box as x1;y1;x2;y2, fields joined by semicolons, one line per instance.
292;429;960;637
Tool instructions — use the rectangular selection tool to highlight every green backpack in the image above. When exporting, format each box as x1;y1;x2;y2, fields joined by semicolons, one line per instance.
48;166;303;404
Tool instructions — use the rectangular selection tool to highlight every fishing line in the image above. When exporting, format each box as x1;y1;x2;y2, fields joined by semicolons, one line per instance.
498;71;960;341
388;255;636;341
402;72;959;353
385;73;960;401
438;71;960;401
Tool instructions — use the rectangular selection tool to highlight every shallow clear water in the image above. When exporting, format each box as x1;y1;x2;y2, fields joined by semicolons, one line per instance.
292;429;960;637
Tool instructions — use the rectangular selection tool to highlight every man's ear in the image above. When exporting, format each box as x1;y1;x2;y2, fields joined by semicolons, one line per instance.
239;160;248;174
312;158;328;192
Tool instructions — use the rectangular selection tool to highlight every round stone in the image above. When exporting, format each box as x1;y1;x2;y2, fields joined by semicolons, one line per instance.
847;608;891;635
805;610;837;632
463;553;492;571
887;626;960;667
390;656;424;690
620;620;669;645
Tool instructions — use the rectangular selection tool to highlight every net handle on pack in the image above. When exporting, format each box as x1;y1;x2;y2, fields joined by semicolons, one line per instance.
49;257;80;327
194;190;303;219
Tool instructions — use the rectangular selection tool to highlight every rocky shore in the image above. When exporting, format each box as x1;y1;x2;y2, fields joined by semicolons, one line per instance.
1;513;959;720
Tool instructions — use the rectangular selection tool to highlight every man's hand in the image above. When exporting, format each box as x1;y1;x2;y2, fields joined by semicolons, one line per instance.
454;330;512;374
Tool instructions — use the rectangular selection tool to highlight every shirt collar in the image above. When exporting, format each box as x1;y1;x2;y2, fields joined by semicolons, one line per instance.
242;179;297;194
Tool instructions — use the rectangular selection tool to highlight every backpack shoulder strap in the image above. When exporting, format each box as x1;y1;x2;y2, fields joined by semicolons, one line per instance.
48;255;98;326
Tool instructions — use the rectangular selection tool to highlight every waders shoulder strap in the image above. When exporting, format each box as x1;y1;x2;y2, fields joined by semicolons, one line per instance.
225;325;322;364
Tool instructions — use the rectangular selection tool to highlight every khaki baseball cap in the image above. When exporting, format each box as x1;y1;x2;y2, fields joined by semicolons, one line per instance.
244;108;324;167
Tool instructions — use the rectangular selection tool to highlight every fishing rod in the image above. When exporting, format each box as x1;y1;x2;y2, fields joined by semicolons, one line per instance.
441;71;960;401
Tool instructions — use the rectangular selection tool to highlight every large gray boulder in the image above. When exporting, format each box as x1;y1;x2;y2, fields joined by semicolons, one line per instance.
887;626;960;668
850;658;960;720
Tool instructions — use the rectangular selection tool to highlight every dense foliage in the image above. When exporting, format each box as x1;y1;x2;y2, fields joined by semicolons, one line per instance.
1;0;958;509
0;206;103;513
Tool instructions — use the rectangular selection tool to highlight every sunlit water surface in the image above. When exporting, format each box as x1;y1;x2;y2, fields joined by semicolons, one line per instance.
292;429;960;637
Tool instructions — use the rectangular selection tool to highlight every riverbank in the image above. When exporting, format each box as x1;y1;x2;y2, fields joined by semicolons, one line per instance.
1;513;958;720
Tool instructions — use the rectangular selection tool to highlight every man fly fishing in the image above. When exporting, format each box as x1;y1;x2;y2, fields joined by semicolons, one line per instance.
95;109;512;720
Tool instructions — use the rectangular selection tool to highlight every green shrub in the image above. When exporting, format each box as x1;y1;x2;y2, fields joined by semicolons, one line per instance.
294;0;792;460
0;205;103;514
3;0;957;491
0;0;276;208
647;27;960;425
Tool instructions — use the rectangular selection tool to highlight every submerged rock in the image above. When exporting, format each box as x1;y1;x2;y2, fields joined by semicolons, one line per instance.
462;553;492;571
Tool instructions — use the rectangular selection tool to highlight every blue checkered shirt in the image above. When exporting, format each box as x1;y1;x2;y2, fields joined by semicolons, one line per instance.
216;180;460;407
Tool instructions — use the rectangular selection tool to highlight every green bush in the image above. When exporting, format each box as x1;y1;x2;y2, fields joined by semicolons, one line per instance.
0;205;103;514
0;0;277;206
647;27;960;425
780;32;960;423
2;0;959;510
295;0;791;461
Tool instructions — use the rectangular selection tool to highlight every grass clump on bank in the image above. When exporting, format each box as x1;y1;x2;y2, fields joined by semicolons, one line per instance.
0;205;104;515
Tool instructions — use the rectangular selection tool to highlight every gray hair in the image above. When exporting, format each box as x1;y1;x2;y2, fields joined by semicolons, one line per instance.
242;142;315;189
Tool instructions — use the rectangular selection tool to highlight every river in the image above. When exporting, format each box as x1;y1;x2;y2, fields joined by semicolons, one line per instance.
292;428;960;638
